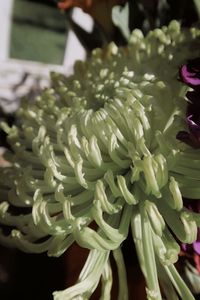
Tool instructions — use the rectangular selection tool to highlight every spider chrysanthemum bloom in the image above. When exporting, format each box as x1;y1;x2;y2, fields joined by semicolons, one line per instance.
0;21;200;299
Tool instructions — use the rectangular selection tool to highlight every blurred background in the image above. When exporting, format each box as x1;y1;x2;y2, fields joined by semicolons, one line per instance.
0;0;93;113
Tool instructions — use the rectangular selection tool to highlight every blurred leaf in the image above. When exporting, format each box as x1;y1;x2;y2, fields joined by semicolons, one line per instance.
156;0;170;27
184;261;200;294
66;12;103;52
112;3;131;41
193;0;200;18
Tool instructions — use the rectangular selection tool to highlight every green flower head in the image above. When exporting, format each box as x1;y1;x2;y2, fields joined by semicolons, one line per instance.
1;21;200;300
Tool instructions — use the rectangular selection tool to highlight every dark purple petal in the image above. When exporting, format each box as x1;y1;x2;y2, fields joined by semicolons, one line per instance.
180;65;200;87
185;201;200;214
181;243;187;252
176;126;200;148
185;90;200;148
187;115;200;135
179;57;200;88
193;242;200;255
176;131;191;143
186;90;200;104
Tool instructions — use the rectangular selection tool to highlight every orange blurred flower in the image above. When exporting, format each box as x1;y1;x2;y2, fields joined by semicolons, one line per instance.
58;0;125;11
58;0;92;10
58;0;126;36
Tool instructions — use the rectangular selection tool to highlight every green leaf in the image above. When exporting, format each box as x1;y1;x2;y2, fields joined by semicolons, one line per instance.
112;3;131;41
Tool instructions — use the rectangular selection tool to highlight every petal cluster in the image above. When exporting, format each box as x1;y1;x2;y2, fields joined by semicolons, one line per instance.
0;21;200;300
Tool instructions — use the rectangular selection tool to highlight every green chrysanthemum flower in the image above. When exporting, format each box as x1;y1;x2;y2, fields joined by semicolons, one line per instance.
1;21;200;300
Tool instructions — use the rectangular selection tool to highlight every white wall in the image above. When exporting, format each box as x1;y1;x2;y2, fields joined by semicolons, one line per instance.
0;0;13;61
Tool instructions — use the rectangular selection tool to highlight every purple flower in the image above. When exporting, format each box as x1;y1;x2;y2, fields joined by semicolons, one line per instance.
179;58;200;87
181;230;200;254
176;110;200;148
177;58;200;272
177;58;200;148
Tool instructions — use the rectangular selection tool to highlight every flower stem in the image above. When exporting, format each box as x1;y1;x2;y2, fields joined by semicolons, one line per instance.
113;247;129;300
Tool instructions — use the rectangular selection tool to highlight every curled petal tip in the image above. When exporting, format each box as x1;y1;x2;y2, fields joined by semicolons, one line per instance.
179;57;200;87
